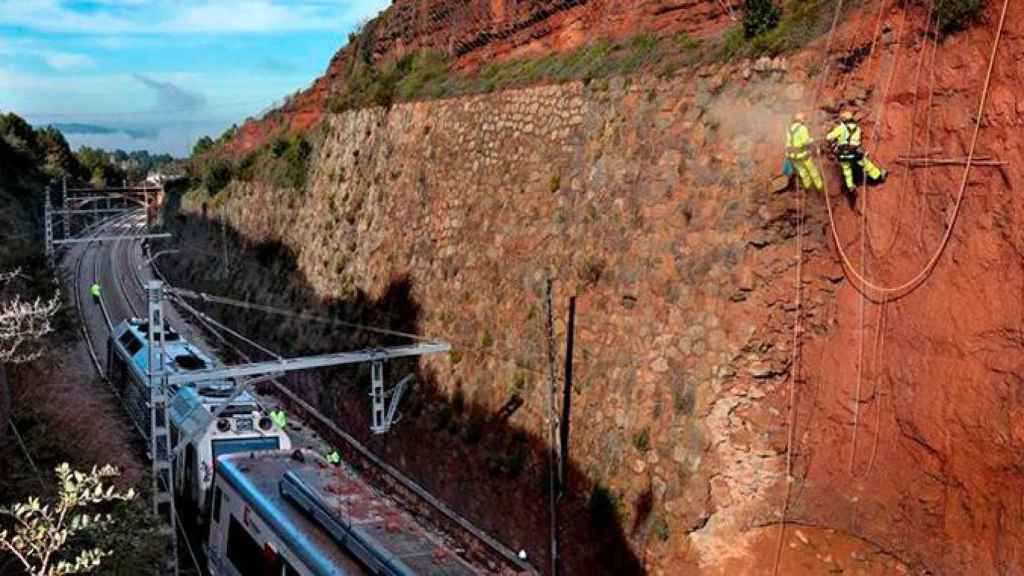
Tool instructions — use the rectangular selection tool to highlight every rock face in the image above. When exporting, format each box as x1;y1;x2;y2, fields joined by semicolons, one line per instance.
169;1;1024;574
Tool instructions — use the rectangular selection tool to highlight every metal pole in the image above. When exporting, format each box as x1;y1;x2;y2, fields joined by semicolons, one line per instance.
559;296;576;493
44;184;53;261
61;177;69;239
146;280;179;576
544;279;560;576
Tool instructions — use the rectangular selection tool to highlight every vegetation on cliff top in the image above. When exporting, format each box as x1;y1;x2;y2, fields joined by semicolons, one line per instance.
188;126;314;210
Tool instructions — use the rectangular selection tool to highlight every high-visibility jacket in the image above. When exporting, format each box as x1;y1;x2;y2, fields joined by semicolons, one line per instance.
826;121;863;148
90;283;101;297
325;451;341;465
785;122;814;160
269;410;287;429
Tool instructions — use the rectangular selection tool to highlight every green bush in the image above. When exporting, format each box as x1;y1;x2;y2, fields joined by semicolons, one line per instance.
203;158;234;196
935;0;983;33
718;0;833;60
632;428;651;451
743;0;782;37
331;51;453;112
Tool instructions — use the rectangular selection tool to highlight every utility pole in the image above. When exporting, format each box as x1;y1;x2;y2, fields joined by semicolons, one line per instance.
61;177;69;240
559;296;576;493
146;280;179;576
44;184;53;261
545;279;560;576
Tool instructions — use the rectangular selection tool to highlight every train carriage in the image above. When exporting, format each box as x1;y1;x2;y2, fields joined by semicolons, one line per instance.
107;318;291;519
208;449;479;576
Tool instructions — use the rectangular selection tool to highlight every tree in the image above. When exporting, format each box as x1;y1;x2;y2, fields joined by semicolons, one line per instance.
0;269;60;364
0;463;135;576
192;136;215;157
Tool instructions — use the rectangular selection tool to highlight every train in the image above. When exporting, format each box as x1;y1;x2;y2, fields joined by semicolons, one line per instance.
107;317;292;520
107;317;480;575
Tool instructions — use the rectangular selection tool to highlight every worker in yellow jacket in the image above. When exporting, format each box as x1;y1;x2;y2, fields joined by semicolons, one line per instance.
785;111;823;191
826;109;887;193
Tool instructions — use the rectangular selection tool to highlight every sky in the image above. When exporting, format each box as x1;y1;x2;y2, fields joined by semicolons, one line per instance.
0;1;390;156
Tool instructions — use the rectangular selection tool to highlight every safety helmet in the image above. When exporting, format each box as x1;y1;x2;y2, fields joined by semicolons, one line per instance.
840;109;855;121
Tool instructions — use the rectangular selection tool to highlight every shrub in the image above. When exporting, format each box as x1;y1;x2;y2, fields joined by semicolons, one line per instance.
935;0;983;34
448;349;463;365
203;159;234;196
719;0;833;60
673;33;702;51
632;428;651;451
743;0;782;38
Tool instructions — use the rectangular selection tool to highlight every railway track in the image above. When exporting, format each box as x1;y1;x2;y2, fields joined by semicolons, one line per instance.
71;216;533;575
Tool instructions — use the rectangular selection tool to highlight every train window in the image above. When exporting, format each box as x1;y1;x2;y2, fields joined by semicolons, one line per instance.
118;332;143;355
227;516;280;576
212;487;222;523
175;354;207;371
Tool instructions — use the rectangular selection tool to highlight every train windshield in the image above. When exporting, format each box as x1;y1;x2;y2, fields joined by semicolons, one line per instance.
212;437;281;461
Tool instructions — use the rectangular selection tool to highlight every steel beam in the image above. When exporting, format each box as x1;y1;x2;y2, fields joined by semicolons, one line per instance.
50;208;138;216
164;342;451;385
53;233;171;245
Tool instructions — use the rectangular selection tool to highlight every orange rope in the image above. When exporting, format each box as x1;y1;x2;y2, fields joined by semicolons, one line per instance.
918;13;942;247
772;174;805;576
820;0;1011;298
865;297;889;474
882;1;935;257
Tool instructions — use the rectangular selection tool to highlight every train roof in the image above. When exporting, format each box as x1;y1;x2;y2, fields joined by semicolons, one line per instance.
112;318;260;412
218;450;478;576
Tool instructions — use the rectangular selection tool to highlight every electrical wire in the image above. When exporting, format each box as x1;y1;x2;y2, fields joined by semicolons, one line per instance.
167;287;437;343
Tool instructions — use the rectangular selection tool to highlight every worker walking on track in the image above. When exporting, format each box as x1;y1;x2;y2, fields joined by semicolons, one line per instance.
90;282;101;305
826;109;887;196
785;111;823;191
325;450;341;466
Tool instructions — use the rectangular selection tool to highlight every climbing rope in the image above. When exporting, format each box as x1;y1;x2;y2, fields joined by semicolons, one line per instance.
885;3;937;257
774;0;1009;570
819;0;1010;299
865;297;889;475
772;176;806;576
851;0;911;475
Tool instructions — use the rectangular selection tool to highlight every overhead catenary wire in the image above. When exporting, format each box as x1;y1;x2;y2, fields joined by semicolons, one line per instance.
167;287;436;344
170;294;283;361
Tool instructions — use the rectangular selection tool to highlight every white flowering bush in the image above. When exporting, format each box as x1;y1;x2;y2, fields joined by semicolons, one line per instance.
0;463;135;575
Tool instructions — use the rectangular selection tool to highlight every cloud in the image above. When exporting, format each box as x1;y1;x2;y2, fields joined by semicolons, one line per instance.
52;122;157;139
43;52;94;70
0;0;391;34
133;74;206;111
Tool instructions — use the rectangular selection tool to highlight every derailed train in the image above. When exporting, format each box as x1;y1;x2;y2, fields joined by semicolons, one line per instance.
107;318;478;576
